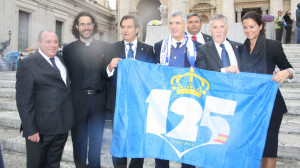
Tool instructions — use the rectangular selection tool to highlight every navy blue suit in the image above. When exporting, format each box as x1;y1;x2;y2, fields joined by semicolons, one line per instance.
106;40;155;168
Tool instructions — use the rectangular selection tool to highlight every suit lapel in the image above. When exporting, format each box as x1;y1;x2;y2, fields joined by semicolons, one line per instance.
118;41;126;59
207;41;222;68
229;41;241;68
35;52;67;88
135;41;144;60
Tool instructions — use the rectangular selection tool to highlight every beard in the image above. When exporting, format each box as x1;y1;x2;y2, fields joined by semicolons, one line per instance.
79;29;94;40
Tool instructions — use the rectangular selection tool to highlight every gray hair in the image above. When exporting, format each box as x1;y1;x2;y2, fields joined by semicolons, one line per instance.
208;14;228;27
38;29;56;41
187;13;202;22
169;11;187;23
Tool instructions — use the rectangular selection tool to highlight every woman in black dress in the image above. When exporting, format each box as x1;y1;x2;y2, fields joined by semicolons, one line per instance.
239;11;295;168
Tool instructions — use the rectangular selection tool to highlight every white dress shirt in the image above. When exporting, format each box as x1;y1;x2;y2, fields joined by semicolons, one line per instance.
214;40;238;72
39;49;67;84
106;38;138;77
188;32;206;44
124;39;138;58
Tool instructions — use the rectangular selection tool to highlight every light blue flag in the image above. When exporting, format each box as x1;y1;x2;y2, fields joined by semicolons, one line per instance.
111;59;279;168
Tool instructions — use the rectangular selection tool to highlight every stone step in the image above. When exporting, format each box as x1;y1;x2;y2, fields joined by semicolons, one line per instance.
0;98;17;111
281;89;300;100
0;80;15;88
278;133;300;160
280;114;300;134
0;72;15;80
0;88;15;99
1;149;76;168
286;100;300;115
0;125;115;167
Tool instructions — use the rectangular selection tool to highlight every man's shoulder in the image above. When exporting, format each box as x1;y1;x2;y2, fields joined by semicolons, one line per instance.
138;41;153;48
154;40;163;47
63;40;79;51
228;40;242;47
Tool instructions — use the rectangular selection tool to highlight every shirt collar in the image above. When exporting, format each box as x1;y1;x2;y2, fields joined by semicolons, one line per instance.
171;37;185;48
39;49;58;61
124;38;138;46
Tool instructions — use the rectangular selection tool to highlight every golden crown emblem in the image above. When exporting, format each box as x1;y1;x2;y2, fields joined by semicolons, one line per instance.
170;68;210;98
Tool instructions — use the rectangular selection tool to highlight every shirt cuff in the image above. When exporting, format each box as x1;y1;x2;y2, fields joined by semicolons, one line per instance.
287;68;295;82
106;65;115;77
221;68;226;73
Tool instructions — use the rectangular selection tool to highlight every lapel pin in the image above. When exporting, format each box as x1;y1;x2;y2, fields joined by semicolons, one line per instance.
141;48;143;50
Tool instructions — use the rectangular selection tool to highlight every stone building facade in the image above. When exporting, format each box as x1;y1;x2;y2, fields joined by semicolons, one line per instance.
116;0;299;41
0;0;115;56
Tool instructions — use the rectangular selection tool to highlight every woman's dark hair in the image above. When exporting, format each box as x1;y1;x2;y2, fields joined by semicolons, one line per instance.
72;11;98;39
242;11;265;36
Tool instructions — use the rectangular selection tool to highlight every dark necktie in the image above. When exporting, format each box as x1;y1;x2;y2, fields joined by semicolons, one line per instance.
176;42;182;49
128;43;134;58
49;58;60;74
192;36;197;41
220;44;230;67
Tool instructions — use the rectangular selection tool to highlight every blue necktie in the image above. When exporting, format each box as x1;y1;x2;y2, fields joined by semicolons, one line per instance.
220;44;230;67
128;43;134;58
176;42;182;49
49;58;60;74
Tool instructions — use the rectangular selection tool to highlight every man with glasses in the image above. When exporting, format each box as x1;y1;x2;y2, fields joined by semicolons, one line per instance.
63;11;109;168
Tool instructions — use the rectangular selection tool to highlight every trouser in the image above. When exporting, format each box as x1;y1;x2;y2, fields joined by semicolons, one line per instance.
275;27;283;42
155;158;196;168
26;133;68;168
112;156;144;168
285;26;292;43
71;93;106;168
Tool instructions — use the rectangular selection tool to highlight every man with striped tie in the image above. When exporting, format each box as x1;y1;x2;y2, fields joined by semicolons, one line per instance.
106;15;155;168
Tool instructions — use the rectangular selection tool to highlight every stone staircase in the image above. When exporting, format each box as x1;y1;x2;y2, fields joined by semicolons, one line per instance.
0;44;300;168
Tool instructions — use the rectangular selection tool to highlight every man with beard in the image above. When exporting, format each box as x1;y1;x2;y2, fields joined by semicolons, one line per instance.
63;11;109;168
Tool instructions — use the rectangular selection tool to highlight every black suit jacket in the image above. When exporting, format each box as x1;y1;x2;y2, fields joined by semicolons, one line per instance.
195;40;241;71
16;51;73;137
239;39;293;116
154;39;202;67
106;40;155;111
202;33;212;43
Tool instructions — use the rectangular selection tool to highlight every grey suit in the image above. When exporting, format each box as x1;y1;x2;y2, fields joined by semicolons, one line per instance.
195;40;241;71
16;51;73;168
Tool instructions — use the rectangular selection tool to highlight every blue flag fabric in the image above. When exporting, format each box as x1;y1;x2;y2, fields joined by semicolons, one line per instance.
111;59;279;168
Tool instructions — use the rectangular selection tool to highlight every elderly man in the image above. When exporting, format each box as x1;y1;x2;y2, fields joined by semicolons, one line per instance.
153;11;200;168
186;13;212;44
195;14;241;74
16;30;73;168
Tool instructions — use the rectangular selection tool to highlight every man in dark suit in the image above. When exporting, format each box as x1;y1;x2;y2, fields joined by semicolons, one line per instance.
195;14;241;73
186;13;212;44
16;30;73;168
62;11;109;168
154;11;200;168
106;15;155;168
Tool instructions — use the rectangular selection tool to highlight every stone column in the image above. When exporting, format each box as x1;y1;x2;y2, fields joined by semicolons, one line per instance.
236;8;242;23
222;0;235;23
291;0;298;20
270;0;283;16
